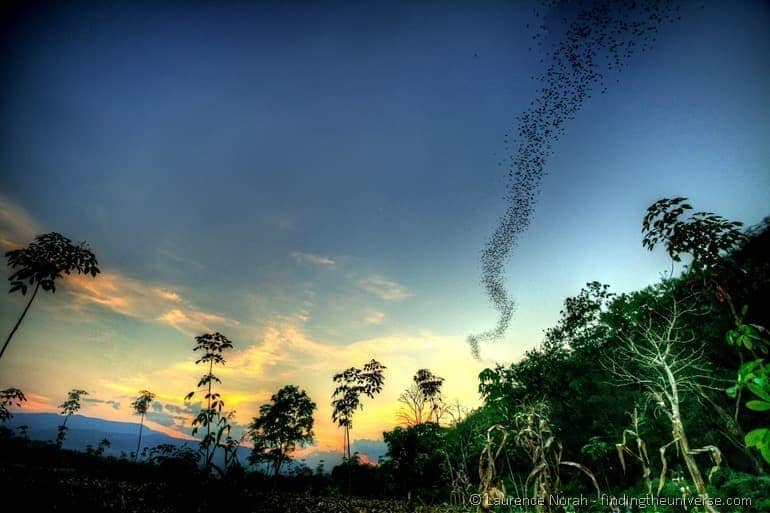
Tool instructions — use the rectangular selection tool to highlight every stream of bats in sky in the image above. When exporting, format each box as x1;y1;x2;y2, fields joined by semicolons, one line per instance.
469;0;684;357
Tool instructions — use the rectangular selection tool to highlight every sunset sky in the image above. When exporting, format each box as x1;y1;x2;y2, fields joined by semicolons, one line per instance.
1;0;768;456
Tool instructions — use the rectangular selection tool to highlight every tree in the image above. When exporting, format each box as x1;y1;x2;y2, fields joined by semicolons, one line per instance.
644;198;769;466
331;359;386;494
57;389;87;448
248;385;316;477
382;422;448;501
131;390;155;460
0;387;26;422
184;332;234;474
642;197;746;276
414;368;445;424
2;233;100;361
608;292;722;513
397;382;429;426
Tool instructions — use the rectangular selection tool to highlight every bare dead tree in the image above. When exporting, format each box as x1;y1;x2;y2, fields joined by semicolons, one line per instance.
396;382;430;426
608;293;722;513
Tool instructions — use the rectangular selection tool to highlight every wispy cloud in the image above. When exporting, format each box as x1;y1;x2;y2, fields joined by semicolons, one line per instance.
83;396;121;410
66;271;239;335
365;311;385;325
0;193;42;250
157;248;205;271
0;196;234;335
358;274;412;301
290;251;336;266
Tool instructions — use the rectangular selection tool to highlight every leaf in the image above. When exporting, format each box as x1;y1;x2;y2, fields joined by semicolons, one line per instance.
747;383;770;402
746;400;770;412
560;461;601;495
745;429;768;446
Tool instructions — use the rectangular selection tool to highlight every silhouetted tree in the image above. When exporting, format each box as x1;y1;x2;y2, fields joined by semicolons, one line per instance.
396;382;429;426
248;385;316;477
2;233;99;361
184;331;233;474
332;359;385;494
0;387;26;422
414;368;445;424
57;388;87;448
131;390;155;460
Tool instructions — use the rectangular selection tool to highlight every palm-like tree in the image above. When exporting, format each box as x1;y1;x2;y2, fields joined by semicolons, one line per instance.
2;233;99;361
185;332;234;473
413;368;445;423
57;389;87;448
131;390;156;460
331;359;386;493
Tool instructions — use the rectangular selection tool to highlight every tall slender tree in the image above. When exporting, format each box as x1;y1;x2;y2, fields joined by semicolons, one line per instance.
331;359;386;493
57;389;87;448
185;332;233;474
2;233;99;362
413;368;445;424
131;390;155;460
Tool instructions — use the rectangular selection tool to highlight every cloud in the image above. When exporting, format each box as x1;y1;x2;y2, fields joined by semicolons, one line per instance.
358;275;412;301
290;251;336;266
83;397;121;410
365;311;385;325
156;307;239;334
163;402;196;415
157;248;205;271
66;271;239;335
0;193;42;250
0;194;236;336
146;410;188;428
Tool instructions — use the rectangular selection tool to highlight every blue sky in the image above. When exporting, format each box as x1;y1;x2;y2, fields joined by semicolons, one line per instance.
0;0;768;450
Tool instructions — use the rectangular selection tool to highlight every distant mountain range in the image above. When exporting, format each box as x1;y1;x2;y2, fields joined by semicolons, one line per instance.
3;413;387;473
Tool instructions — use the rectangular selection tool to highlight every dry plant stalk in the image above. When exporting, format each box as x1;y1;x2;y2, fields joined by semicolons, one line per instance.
478;424;508;496
515;404;599;512
616;408;653;497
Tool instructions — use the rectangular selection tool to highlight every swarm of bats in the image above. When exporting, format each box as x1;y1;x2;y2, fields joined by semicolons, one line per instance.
469;0;683;357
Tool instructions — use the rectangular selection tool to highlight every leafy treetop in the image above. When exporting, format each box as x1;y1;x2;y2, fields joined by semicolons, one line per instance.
6;232;100;295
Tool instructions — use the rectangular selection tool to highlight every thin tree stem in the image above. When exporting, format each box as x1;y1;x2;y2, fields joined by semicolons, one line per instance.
346;426;352;496
136;412;145;460
207;358;213;468
0;283;40;362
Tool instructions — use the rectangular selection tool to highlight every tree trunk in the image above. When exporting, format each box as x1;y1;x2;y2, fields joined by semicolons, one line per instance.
346;426;352;496
206;359;213;470
0;283;40;362
135;413;145;460
666;367;720;513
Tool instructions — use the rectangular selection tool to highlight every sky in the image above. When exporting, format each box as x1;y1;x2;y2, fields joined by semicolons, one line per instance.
0;0;768;458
